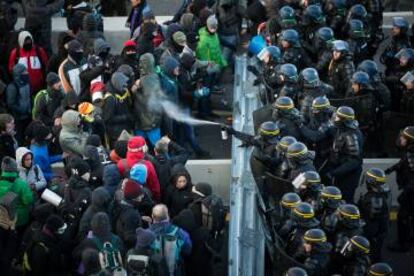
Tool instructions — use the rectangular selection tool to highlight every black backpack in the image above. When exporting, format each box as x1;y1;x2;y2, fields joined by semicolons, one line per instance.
126;248;169;276
201;194;226;238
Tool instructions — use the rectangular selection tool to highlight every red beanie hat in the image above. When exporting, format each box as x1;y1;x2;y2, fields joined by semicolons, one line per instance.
128;136;146;153
123;179;143;200
123;40;137;48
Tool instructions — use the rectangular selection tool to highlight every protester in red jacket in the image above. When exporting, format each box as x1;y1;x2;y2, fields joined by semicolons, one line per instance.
8;31;48;94
117;136;161;201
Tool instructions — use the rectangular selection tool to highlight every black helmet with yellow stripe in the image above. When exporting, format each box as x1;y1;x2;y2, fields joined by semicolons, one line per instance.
341;235;370;257
337;204;362;227
281;192;301;210
287;142;310;162
273;96;295;117
303;228;327;244
259;121;280;139
332;106;358;129
401;126;414;142
368;262;393;276
285;267;308;276
292;202;319;227
277;136;297;153
312;96;331;113
365;168;388;193
320;186;342;209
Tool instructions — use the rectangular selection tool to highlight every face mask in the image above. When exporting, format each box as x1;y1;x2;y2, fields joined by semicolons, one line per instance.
99;51;109;60
23;42;33;51
126;52;137;60
70;51;84;64
20;74;30;84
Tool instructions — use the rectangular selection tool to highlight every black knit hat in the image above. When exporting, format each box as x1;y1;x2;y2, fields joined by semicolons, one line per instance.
193;182;213;198
1;156;18;173
71;158;91;177
45;214;65;233
46;72;61;87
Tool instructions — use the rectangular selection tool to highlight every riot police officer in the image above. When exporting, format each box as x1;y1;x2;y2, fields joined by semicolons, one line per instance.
326;106;363;203
314;27;335;79
297;171;323;208
280;29;312;70
297;96;335;169
328;40;355;98
301;4;327;59
324;0;347;38
286;142;316;180
368;262;393;276
346;71;379;141
333;204;364;253
274;192;302;232
343;4;369;38
317;186;343;240
385;48;414;112
347;19;371;65
256;46;283;103
267;5;299;45
400;70;414;114
357;168;390;262
386;126;414;252
280;202;320;255
271;135;298;179
380;16;411;76
272;96;302;139
339;235;371;275
224;121;281;182
298;68;333;123
278;63;300;103
297;228;333;276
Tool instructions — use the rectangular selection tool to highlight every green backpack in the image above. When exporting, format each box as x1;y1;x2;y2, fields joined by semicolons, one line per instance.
91;234;124;272
32;89;49;120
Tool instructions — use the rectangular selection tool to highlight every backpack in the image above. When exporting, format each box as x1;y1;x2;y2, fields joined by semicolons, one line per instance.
22;241;49;272
91;234;124;272
32;89;49;119
201;194;226;238
0;181;18;230
151;226;184;276
126;248;169;276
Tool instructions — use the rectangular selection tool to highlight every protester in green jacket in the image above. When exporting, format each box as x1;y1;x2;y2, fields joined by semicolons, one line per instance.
196;15;228;69
0;157;34;227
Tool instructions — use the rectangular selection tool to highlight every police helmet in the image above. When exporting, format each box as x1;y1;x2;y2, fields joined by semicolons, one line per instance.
277;136;297;152
280;63;299;83
264;46;282;62
334;106;355;122
395;48;414;65
293;202;315;220
368;263;393;276
392;16;409;32
281;192;301;209
357;60;378;78
365;168;386;185
281;29;300;45
348;4;368;20
304;228;327;244
351;71;370;86
312;96;331;111
338;204;360;221
304;4;326;24
301;67;320;88
346;235;370;254
280;5;297;23
317;27;335;43
320;186;342;209
273;96;295;110
285;267;308;276
287;142;308;160
259;121;280;138
332;40;350;53
348;19;365;38
400;70;414;85
303;171;321;186
402;126;414;142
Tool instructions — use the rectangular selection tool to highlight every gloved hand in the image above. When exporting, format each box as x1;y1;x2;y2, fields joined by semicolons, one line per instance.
384;168;393;175
221;124;235;135
247;65;259;76
253;78;261;86
325;171;334;183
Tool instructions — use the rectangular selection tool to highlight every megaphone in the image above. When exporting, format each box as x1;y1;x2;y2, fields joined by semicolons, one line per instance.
41;189;63;207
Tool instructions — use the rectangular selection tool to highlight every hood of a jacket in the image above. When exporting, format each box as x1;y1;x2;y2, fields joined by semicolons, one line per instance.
172;209;197;233
94;38;110;56
12;63;27;83
111;72;129;93
103;164;121;196
139;53;155;76
91;187;111;209
16;147;32;169
61;110;81;132
18;31;33;49
91;212;112;242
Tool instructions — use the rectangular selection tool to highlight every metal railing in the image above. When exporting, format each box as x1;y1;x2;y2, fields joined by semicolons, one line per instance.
228;55;265;276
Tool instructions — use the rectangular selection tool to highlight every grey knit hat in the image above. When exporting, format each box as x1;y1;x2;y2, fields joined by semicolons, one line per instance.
207;15;218;30
1;156;18;173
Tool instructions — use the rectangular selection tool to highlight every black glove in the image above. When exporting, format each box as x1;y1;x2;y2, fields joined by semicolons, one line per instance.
384;168;393;175
247;65;259;76
253;78;261;86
